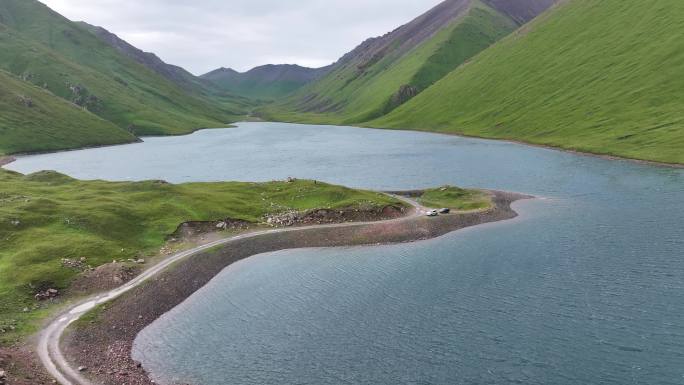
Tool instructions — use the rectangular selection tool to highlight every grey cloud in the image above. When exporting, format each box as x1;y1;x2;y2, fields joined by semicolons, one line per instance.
41;0;443;74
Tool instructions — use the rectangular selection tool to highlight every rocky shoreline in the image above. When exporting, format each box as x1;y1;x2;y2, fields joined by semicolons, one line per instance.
61;191;530;385
0;157;16;167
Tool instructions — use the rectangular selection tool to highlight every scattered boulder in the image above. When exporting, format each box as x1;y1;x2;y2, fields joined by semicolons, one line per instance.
172;218;251;239
17;95;33;108
0;319;18;334
70;263;139;294
34;288;59;301
265;210;300;227
385;84;419;112
67;83;102;111
0;369;6;385
62;257;88;270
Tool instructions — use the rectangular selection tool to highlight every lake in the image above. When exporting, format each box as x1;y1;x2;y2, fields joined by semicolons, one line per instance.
7;122;684;385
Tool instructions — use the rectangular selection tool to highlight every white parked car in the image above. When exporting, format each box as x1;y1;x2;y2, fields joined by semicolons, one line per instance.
426;210;438;217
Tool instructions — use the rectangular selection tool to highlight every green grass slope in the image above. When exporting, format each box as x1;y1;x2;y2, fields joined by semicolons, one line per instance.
371;0;684;165
0;169;403;343
0;69;136;155
0;0;248;153
262;1;518;124
418;186;491;211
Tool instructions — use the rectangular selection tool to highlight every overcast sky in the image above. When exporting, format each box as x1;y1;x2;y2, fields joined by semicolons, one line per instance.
40;0;443;75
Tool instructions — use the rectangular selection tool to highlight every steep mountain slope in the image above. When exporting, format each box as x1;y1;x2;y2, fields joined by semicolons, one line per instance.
262;0;557;124
371;0;684;164
0;69;135;155
78;22;254;112
482;0;562;24
0;0;247;153
77;22;206;92
202;64;331;100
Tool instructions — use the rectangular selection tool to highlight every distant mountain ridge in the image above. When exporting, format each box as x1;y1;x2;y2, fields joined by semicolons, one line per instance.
201;64;332;100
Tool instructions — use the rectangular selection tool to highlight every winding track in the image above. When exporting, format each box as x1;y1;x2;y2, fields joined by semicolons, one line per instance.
38;194;429;385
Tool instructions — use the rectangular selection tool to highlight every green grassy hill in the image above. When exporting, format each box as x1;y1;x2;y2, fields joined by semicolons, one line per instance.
0;169;404;343
261;0;555;125
202;64;331;100
0;69;136;154
371;0;684;164
0;0;250;154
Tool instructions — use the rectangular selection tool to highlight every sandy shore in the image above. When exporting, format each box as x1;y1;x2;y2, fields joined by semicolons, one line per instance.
60;190;529;385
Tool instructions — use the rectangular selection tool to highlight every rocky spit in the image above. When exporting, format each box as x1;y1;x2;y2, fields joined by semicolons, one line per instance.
61;191;529;385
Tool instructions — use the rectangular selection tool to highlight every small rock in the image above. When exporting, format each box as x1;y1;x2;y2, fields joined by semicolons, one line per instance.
136;259;145;264
78;366;87;372
35;288;60;301
18;95;33;108
62;258;86;270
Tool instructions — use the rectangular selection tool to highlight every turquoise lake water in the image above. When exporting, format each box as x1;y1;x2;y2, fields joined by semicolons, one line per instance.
8;122;684;384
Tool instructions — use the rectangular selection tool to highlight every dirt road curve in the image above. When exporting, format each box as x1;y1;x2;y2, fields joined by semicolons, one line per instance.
38;194;429;385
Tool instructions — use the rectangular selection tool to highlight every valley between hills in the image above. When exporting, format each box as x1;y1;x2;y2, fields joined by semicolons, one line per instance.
1;1;683;384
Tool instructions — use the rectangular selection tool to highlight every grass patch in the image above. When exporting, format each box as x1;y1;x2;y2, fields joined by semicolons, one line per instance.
418;186;492;211
0;169;403;344
71;303;107;329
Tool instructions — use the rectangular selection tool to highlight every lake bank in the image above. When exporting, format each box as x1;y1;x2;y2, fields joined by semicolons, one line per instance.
61;191;528;385
0;156;15;167
355;123;684;169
